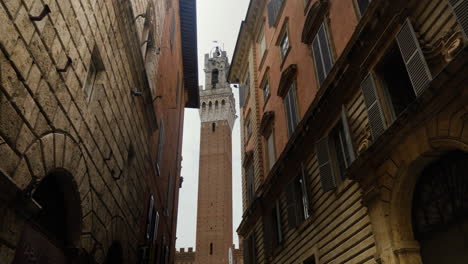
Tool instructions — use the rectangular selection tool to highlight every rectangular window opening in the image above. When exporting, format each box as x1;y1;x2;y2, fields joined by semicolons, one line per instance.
375;42;416;122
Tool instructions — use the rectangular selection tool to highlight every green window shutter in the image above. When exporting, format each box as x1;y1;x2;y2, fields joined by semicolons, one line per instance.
243;237;251;264
341;106;356;162
396;19;432;96
448;0;468;39
263;212;275;257
316;137;336;192
361;73;387;140
286;180;299;229
300;164;311;219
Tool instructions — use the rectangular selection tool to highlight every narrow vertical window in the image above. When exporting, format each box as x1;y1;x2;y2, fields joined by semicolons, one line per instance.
212;122;216;132
259;27;267;59
266;132;276;170
212;69;219;88
84;48;104;101
279;31;290;60
312;23;333;85
247;165;255;204
210;243;213;255
284;83;299;137
274;200;283;243
262;79;270;103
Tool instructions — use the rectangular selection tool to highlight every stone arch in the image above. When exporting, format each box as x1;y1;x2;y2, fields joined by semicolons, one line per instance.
215;100;219;108
12;132;90;249
202;102;206;109
388;137;467;262
222;99;226;105
209;101;212;108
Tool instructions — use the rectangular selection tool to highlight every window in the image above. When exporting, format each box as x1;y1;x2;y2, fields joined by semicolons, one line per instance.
156;120;165;174
312;23;333;85
259;27;267;59
246;116;252;140
361;19;432;140
356;0;371;17
284;83;299;137
243;234;256;264
170;12;175;52
212;122;216;132
286;165;311;228
280;31;290;60
246;164;255;205
315;107;355;192
267;0;285;27
265;132;276;170
273;200;283;244
84;48;104;101
261;78;270;104
212;69;219;88
304;255;316;264
245;72;251;99
210;243;213;255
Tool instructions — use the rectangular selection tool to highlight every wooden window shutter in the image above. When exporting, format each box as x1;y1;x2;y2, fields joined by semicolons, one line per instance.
448;0;468;39
300;164;312;218
396;19;432;97
239;84;246;108
243;237;251;264
360;73;387;140
341;106;356;163
286;180;299;229
262;213;275;257
316;137;336;192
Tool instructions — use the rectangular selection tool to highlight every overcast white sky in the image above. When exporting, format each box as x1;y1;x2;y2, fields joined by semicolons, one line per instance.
176;0;250;250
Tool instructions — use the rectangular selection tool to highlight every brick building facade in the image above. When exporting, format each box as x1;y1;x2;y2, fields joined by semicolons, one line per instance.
229;0;467;263
0;0;198;263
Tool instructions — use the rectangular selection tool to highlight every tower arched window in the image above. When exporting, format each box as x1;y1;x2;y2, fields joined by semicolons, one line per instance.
215;101;219;108
212;123;216;132
212;69;219;88
222;100;226;105
202;102;206;109
209;101;212;108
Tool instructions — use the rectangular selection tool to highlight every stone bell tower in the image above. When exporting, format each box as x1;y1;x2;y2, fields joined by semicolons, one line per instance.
195;48;236;264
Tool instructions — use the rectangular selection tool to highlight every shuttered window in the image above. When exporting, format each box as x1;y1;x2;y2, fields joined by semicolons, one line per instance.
274;200;283;243
329;113;356;181
396;19;432;97
284;83;299;137
356;0;370;17
316;137;336;192
448;0;468;38
247;165;255;205
286;170;310;229
243;234;256;264
312;23;333;86
361;73;387;140
300;164;311;219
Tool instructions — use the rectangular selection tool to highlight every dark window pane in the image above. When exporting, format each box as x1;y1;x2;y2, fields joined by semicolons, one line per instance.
357;0;370;16
318;25;333;77
312;37;325;84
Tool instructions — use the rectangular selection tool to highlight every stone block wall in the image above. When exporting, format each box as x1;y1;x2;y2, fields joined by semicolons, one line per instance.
0;0;189;263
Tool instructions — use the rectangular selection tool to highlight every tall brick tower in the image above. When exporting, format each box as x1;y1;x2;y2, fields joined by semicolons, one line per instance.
195;48;236;264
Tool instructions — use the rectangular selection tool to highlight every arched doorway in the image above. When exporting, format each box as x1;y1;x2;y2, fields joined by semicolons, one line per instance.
12;169;82;264
412;151;468;264
104;241;123;264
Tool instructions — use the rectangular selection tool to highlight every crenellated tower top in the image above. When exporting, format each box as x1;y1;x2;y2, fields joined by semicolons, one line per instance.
199;48;237;131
